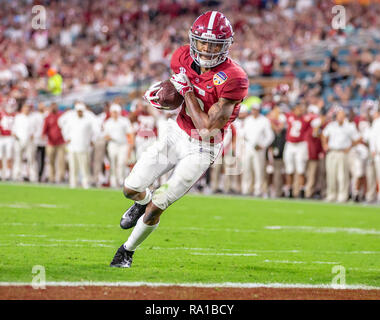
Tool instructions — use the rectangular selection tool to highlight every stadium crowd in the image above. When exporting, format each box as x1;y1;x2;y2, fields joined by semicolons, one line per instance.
1;0;380;204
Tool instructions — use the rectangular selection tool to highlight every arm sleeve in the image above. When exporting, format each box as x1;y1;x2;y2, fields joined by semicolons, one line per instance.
220;77;249;101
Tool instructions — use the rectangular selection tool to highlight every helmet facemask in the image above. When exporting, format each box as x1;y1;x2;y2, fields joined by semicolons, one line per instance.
189;31;233;69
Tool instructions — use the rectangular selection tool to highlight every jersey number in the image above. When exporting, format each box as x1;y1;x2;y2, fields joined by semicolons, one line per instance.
289;120;302;138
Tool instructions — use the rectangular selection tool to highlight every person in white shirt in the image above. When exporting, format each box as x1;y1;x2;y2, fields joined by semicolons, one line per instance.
241;103;274;196
12;104;38;182
31;103;48;182
369;106;380;202
103;103;134;188
63;102;94;189
321;108;361;203
92;102;110;187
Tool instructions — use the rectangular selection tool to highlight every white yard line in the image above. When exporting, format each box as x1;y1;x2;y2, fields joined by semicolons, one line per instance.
191;252;259;256
0;281;379;290
263;259;339;265
0;243;114;248
0;203;64;209
1;222;116;228
265;226;380;235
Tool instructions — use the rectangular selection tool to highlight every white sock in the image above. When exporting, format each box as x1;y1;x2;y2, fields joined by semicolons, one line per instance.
123;215;158;251
135;188;152;205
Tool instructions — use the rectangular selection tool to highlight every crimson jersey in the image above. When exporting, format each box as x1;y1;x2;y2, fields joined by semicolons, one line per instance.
170;45;248;142
285;113;314;143
354;115;370;135
0;111;16;136
135;111;157;138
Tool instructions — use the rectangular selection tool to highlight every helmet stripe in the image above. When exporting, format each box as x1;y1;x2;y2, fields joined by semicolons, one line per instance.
206;11;218;33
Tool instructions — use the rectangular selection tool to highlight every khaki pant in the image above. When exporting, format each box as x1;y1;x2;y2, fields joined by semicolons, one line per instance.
305;159;327;198
210;155;240;193
13;140;37;182
92;138;106;184
325;151;349;202
272;159;284;197
68;151;90;189
365;155;377;202
46;144;66;183
107;142;129;188
242;148;266;196
374;155;380;200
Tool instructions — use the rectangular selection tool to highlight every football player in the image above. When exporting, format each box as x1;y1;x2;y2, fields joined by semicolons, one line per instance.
110;11;248;268
283;102;319;198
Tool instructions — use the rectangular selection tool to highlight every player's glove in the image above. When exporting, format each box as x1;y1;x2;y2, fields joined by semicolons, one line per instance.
170;73;193;97
143;81;164;109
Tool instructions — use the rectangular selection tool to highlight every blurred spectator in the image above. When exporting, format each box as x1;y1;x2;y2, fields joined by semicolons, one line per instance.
63;103;94;189
321;108;361;203
131;100;157;161
92;102;110;187
283;103;316;198
42;103;66;183
0;101;17;180
267;107;287;197
369;107;380;202
47;68;63;96
241;100;274;196
32;103;48;182
103;103;134;188
12;104;37;182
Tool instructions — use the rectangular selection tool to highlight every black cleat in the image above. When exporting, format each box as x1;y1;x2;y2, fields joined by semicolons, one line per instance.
110;245;134;268
120;202;147;229
299;189;305;199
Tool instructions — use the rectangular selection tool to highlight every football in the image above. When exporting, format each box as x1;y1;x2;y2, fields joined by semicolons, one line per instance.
157;80;184;110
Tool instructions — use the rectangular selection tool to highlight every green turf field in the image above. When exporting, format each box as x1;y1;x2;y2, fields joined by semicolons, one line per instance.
0;183;379;287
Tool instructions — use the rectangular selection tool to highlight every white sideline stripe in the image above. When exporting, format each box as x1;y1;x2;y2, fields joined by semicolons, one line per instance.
1;222;116;228
45;239;114;243
9;234;47;238
265;226;380;235
0;243;114;248
0;281;379;290
0;203;62;209
190;255;339;264
191;252;258;257
263;260;339;265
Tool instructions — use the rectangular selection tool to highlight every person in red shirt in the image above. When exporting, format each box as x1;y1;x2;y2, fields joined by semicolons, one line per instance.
304;112;327;199
42;103;66;183
258;47;275;77
110;11;248;268
283;103;317;198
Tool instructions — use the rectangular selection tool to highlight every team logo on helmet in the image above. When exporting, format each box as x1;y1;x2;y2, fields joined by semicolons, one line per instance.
213;71;227;85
